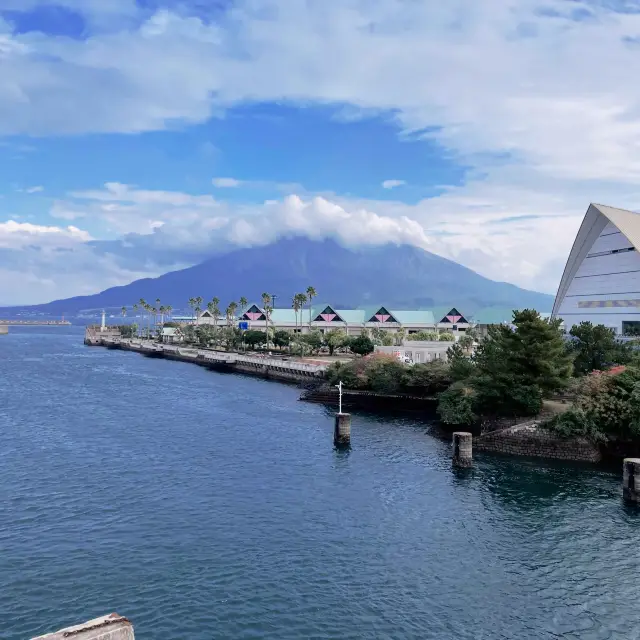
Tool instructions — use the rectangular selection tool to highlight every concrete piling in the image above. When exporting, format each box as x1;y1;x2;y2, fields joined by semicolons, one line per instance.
31;613;134;640
334;413;351;447
452;432;473;467
623;458;640;502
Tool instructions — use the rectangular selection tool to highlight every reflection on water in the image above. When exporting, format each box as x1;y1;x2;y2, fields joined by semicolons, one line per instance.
1;327;639;640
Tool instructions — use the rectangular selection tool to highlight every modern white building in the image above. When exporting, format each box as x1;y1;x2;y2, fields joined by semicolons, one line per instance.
553;203;640;335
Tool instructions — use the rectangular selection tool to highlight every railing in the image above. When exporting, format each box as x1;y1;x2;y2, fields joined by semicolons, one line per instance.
95;338;326;375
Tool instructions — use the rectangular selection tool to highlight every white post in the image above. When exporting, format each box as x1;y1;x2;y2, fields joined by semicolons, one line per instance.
335;380;343;414
101;309;106;332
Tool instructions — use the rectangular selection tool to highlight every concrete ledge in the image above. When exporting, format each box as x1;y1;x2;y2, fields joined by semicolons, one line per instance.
32;613;134;640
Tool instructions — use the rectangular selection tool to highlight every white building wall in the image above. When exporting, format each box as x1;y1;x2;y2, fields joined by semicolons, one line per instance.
557;221;640;333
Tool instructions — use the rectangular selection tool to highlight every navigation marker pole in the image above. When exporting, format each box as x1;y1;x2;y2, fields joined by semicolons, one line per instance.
333;380;351;448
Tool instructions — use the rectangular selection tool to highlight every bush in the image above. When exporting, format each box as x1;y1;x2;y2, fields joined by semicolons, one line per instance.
437;382;477;426
349;334;375;356
404;361;452;396
364;355;408;394
438;333;455;341
406;331;438;341
542;409;605;442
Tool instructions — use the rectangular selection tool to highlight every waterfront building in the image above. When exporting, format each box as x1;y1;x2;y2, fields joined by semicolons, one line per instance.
191;304;473;336
552;203;640;335
374;342;451;363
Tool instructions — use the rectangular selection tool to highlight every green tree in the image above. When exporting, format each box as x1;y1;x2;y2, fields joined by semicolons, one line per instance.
121;306;127;318
324;328;347;356
473;309;573;417
568;321;632;375
302;330;323;353
239;297;248;316
349;334;375;356
438;332;455;341
406;330;439;341
438;382;478;426
447;342;475;381
273;329;291;348
365;356;407;394
261;293;272;346
244;330;266;349
404;361;452;396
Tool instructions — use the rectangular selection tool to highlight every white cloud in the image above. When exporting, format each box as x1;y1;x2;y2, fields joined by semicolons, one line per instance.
7;1;640;300
212;177;242;188
382;180;406;190
24;185;43;193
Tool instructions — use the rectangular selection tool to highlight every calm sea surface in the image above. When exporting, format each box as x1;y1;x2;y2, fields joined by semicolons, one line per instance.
2;327;640;639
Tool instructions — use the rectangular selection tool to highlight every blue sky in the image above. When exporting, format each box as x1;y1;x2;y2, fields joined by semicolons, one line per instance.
2;0;640;304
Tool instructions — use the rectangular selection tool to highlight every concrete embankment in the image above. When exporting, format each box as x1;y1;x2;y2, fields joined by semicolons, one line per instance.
85;336;326;382
475;421;602;463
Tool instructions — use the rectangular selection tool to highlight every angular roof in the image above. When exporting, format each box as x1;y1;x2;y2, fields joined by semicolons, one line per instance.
552;203;640;316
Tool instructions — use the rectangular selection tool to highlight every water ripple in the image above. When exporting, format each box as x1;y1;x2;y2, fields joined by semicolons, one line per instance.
1;327;639;639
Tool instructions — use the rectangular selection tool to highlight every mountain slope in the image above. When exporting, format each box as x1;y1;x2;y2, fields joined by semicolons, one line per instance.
4;237;554;314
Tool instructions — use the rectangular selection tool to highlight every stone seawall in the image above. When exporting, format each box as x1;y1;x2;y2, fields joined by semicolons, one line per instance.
85;336;327;382
475;422;601;463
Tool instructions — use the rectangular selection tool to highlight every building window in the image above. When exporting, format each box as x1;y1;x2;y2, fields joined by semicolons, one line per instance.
622;321;640;336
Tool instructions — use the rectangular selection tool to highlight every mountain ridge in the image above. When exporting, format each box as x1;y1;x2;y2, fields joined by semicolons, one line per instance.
2;237;554;315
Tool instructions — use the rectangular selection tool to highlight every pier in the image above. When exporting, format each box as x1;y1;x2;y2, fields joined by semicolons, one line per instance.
0;319;71;334
85;333;327;381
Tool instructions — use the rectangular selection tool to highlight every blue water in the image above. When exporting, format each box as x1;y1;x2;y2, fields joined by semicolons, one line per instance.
1;327;639;639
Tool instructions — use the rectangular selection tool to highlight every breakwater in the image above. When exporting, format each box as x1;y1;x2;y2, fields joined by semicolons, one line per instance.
85;335;326;381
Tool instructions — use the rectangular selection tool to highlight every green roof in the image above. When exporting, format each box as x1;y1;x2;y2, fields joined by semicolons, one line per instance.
335;309;366;323
469;307;515;325
391;310;435;324
270;309;299;323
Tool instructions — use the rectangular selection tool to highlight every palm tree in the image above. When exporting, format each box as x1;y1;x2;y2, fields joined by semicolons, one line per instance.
228;301;238;325
194;296;203;325
139;299;147;336
306;286;317;326
188;297;196;323
292;294;302;334
121;306;127;318
165;305;172;321
159;305;166;325
239;297;248;317
261;292;272;347
294;293;306;333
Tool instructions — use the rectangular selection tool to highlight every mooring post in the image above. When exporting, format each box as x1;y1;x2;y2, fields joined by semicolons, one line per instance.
334;413;351;448
333;380;351;447
452;432;473;467
623;458;640;502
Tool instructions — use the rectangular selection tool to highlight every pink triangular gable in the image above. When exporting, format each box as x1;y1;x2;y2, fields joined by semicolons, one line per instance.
246;312;262;321
446;315;462;323
320;313;336;322
375;314;390;322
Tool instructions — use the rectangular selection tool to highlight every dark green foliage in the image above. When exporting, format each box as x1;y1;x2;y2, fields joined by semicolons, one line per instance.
364;357;407;394
446;342;475;381
118;324;137;338
302;330;323;353
243;330;266;348
404;361;452;396
326;356;451;397
473;309;571;417
437;382;477;426
323;328;348;355
273;330;291;348
542;367;640;442
349;335;375;356
568;321;632;375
